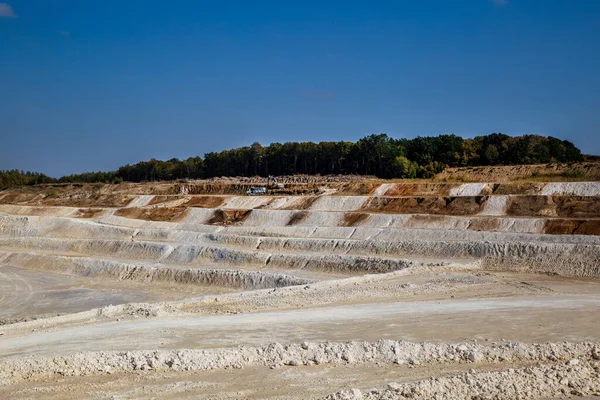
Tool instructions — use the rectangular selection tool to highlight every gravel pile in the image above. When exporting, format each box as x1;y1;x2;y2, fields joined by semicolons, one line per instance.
327;358;600;399
1;340;598;384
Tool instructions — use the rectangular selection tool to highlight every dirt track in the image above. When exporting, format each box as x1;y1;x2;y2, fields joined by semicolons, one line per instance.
0;178;599;399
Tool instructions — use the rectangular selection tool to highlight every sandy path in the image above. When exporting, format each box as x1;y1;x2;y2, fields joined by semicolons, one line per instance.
2;293;599;358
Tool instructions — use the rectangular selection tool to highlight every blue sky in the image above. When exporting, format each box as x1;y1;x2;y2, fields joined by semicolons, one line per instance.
1;0;599;177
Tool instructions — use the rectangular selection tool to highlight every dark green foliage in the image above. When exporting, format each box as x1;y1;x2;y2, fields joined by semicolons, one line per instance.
195;133;582;179
0;170;56;189
59;171;118;184
469;134;583;166
0;133;586;187
116;157;204;182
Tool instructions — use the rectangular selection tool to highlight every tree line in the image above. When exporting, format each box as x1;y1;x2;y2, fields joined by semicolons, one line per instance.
0;170;56;189
1;133;585;188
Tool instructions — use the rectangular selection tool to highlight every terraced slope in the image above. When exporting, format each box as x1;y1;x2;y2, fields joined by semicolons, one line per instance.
0;180;599;399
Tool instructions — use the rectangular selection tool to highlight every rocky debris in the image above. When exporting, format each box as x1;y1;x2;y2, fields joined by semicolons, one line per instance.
1;340;599;384
328;389;364;400
203;175;375;185
326;359;600;399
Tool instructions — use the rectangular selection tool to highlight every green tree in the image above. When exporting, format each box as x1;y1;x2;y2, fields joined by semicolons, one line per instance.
391;156;417;178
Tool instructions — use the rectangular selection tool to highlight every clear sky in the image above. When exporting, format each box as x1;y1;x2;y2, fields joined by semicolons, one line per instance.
1;0;599;177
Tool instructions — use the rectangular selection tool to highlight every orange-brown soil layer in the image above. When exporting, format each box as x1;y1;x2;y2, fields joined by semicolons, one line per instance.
334;182;382;196
73;208;105;218
0;191;132;208
357;195;600;218
184;196;226;208
378;183;455;197
361;196;487;216
341;212;371;227
544;219;600;235
466;218;502;232
114;207;189;222
506;196;600;218
205;209;253;225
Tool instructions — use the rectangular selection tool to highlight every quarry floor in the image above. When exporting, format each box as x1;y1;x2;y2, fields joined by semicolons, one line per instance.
1;266;600;399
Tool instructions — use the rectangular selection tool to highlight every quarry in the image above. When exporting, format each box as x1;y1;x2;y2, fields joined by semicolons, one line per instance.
0;170;599;399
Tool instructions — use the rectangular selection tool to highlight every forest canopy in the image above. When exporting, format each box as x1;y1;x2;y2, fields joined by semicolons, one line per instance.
0;133;585;188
